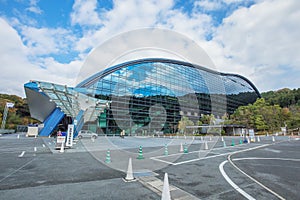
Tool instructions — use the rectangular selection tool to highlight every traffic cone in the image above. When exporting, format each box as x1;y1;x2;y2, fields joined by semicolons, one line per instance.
124;158;135;181
59;142;64;153
164;144;168;156
137;146;144;159
48;135;51;138
221;136;224;142
239;139;243;144
161;173;171;200
272;136;275;142
204;141;208;150
209;136;212;141
17;134;20;139
179;143;183;152
257;136;260;142
183;144;188;153
223;140;227;147
231;139;235;146
105;149;111;163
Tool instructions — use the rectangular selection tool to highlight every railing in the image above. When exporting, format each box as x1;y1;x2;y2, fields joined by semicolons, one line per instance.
0;129;15;134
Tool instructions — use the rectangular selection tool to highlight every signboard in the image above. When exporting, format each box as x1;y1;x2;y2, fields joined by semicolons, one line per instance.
57;136;66;143
241;128;246;137
66;124;74;147
281;127;287;135
249;129;255;142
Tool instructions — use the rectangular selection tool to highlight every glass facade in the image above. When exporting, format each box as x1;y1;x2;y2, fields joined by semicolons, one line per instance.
76;59;260;135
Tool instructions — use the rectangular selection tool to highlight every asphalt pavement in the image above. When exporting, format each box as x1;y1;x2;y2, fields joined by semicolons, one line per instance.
0;133;299;200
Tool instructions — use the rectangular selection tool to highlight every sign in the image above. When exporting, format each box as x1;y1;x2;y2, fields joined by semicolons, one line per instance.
249;129;255;137
241;128;246;137
66;124;74;147
249;129;255;142
57;136;66;143
6;102;14;108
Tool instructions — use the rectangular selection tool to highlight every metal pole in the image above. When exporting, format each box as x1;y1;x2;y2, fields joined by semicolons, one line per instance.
1;104;8;129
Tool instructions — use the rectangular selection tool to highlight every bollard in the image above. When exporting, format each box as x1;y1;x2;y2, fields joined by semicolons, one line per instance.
179;143;183;152
137;146;144;159
105;149;111;163
223;140;227;147
124;158;135;181
231;139;235;146
272;136;275;142
161;173;171;200
164;144;168;156
204;141;208;150
183;144;188;153
59;142;64;153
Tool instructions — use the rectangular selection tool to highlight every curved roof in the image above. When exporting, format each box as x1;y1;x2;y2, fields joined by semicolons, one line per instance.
76;58;260;97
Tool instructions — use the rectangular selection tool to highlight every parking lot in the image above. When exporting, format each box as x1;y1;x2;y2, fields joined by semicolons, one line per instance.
0;133;299;199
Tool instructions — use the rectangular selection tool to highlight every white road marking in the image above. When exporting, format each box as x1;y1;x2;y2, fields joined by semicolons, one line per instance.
228;156;286;200
219;160;256;200
150;142;250;161
18;151;25;157
150;157;175;165
172;144;270;166
150;144;270;165
0;158;35;183
233;157;300;162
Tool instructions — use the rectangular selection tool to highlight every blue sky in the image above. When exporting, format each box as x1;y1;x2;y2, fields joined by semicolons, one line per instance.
0;0;299;97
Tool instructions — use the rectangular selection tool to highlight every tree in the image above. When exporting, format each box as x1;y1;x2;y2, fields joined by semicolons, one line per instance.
230;98;284;133
178;116;194;134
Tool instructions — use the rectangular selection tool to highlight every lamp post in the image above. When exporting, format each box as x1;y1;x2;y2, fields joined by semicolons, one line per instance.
1;102;14;129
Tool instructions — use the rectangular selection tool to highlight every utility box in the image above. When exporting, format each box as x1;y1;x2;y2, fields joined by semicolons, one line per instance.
26;126;38;137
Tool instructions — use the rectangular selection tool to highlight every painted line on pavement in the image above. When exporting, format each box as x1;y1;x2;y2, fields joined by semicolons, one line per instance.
233;157;300;162
18;151;25;157
228;156;286;200
0;158;35;183
219;160;255;200
150;144;271;166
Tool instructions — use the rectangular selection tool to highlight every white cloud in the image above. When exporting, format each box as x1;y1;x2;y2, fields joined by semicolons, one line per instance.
20;26;76;56
194;0;223;11
74;0;174;51
74;0;213;53
0;18;81;97
71;0;102;26
212;0;300;91
26;0;43;14
1;0;300;97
